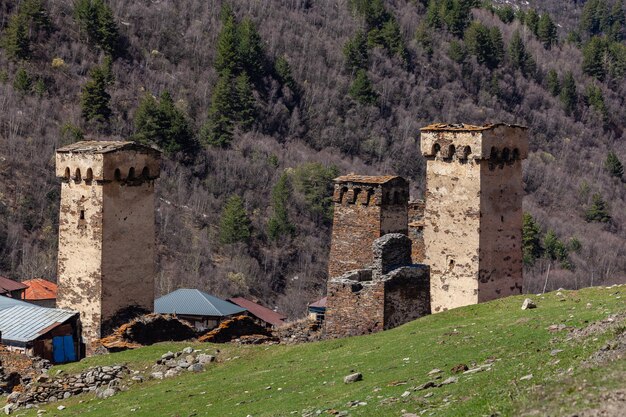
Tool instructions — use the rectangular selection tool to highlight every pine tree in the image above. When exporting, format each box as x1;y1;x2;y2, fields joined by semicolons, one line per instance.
214;14;240;76
464;22;501;69
537;13;558;49
495;5;515;24
582;36;607;81
522;213;542;265
234;72;256;130
580;0;601;37
238;17;265;82
489;27;505;68
349;69;378;105
525;9;540;35
3;14;30;61
80;63;113;124
560;71;577;116
415;23;434;58
444;0;472;37
21;0;51;31
380;18;408;62
546;69;560;96
344;30;369;72
605;151;624;178
267;173;295;241
13;68;32;94
219;195;252;244
585;193;611;223
508;30;528;72
201;73;236;147
425;0;442;28
95;1;122;56
275;55;299;94
585;83;608;121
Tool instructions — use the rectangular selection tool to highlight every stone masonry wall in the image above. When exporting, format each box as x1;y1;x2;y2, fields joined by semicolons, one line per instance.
383;266;430;329
408;201;426;263
57;178;104;346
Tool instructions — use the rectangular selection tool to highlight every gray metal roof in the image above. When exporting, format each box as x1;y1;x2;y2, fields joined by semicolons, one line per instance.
0;294;35;311
0;305;77;345
155;289;246;317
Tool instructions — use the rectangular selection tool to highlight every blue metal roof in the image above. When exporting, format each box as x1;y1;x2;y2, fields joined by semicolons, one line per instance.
154;289;246;317
0;294;36;311
0;304;77;345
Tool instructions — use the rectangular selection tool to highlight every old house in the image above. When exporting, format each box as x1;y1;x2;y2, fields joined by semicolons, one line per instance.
228;297;287;329
0;296;80;363
0;276;27;299
23;278;58;308
155;289;246;331
307;297;326;324
55;141;161;354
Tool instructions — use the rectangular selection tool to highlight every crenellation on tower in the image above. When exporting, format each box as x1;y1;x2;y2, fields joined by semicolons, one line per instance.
56;140;161;354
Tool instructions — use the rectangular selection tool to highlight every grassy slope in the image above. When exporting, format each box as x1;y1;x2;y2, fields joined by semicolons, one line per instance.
19;287;626;417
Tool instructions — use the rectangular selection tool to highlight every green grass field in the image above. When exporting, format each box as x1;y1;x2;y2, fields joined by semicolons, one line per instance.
17;286;626;417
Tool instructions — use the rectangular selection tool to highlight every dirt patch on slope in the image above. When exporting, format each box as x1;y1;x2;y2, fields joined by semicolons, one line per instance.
569;313;626;340
568;389;626;417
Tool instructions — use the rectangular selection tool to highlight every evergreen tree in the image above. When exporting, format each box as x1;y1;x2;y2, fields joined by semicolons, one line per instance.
379;18;409;62
537;13;558;49
219;195;252;244
582;36;608;81
238;17;266;82
274;55;299;94
80;63;113;123
13;68;32;94
580;0;602;37
489;27;505;67
134;91;195;154
349;69;378;105
607;1;625;41
2;14;30;61
447;39;468;63
495;6;515;24
605;151;624;178
234;72;256;130
560;71;577;116
425;0;442;28
525;9;540;35
415;23;434;58
585;193;611;223
508;30;530;74
344;30;369;72
464;22;502;69
201;73;236;147
21;0;51;31
522;213;542;265
267;173;295;241
585;83;608;121
74;0;122;57
214;14;240;76
546;69;560;96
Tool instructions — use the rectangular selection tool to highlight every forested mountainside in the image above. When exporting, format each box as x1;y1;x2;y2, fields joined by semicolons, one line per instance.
0;0;625;318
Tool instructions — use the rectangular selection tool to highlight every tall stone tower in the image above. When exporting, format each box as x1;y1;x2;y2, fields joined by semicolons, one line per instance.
420;124;528;312
55;141;161;352
327;175;409;279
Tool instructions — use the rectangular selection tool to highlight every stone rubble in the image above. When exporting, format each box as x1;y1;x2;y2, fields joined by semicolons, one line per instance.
150;347;215;379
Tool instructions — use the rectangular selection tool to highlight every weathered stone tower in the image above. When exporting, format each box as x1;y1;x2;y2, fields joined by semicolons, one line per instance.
327;175;409;278
56;141;161;352
420;123;528;312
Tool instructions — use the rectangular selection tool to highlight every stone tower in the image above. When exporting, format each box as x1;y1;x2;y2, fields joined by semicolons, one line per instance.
327;175;409;279
55;141;161;352
420;124;528;313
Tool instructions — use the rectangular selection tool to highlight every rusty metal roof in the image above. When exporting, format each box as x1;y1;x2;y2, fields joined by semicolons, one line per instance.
334;174;402;184
23;278;57;301
0;276;28;294
228;297;287;327
0;298;77;344
57;141;160;154
420;123;527;132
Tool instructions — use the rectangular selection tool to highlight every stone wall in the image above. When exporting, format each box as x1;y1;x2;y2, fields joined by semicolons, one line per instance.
324;234;430;338
408;201;425;263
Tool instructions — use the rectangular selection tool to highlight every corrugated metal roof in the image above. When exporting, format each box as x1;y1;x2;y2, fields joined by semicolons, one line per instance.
0;276;28;294
227;297;286;327
154;289;246;317
0;295;34;311
0;305;77;344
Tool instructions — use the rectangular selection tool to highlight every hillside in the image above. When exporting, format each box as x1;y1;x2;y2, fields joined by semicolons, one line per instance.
13;286;626;416
0;0;625;316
